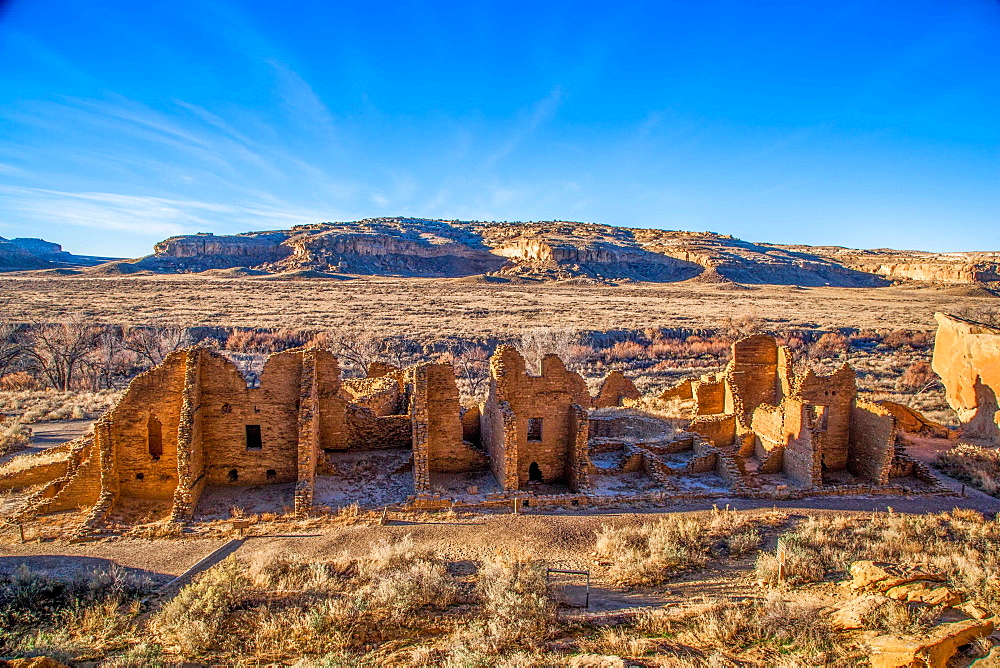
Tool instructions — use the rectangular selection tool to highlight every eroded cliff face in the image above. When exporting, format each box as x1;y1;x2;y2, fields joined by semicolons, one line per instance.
111;217;1000;287
932;312;1000;442
152;233;293;269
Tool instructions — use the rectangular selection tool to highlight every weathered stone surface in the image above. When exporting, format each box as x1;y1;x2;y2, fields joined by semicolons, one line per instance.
849;561;945;591
972;646;1000;665
959;602;991;620
885;581;962;607
830;594;892;630
932;313;1000;442
868;618;994;668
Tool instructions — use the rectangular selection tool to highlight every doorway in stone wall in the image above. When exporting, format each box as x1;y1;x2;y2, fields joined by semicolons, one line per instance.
528;461;543;482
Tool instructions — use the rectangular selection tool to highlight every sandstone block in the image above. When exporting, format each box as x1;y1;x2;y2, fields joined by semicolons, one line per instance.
869;617;994;668
849;561;945;591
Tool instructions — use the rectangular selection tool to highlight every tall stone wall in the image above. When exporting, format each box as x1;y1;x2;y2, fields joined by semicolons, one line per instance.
724;335;780;422
198;350;301;486
482;346;589;489
794;365;856;471
932;312;1000;442
848;401;896;484
781;400;822;488
107;350;189;502
315;351;348;451
411;364;486;479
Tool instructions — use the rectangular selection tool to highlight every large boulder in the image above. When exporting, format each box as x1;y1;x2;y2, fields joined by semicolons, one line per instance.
869;617;995;668
932;313;1000;442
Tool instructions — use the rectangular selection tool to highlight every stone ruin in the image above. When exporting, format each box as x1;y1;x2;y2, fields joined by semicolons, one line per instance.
0;334;948;533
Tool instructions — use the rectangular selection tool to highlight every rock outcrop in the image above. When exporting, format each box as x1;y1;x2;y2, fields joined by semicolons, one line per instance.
0;236;118;272
932;313;1000;442
80;217;1000;286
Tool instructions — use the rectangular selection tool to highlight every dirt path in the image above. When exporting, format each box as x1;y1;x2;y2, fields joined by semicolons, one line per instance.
0;420;93;466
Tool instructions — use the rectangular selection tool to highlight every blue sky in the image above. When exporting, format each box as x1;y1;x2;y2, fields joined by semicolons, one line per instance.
1;0;998;258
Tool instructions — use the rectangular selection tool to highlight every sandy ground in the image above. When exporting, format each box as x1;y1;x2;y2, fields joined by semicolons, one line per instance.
1;275;995;335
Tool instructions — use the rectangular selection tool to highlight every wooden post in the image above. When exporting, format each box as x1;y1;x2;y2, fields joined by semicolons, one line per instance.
379;506;388;526
776;541;787;583
512;498;519;515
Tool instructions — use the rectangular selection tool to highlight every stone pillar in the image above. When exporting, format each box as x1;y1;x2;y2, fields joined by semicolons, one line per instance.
294;349;319;515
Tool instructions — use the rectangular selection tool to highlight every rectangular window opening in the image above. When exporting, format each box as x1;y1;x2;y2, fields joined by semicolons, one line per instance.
245;424;263;450
527;417;543;442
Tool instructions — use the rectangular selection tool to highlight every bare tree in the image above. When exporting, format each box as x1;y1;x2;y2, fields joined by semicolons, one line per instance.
83;327;130;390
516;327;579;374
442;342;490;404
721;309;766;342
0;323;26;378
25;319;101;391
122;324;185;367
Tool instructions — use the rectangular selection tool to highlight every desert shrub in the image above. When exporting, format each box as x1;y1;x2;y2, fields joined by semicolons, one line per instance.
596;516;708;585
367;559;457;620
0;418;30;456
727;528;762;556
883;330;934;350
604;340;647;362
937;443;1000;497
0;372;40;391
859;598;934;635
809;332;848;358
0;565;152;656
476;552;555;646
0;389;119;423
152;556;250;656
687;594;833;655
900;360;936;391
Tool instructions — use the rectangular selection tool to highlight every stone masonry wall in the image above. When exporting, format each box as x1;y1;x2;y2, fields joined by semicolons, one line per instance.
848;400;896;484
198;350;301;486
108;350;188;502
592;371;640;408
484;347;590;488
794;365;856;471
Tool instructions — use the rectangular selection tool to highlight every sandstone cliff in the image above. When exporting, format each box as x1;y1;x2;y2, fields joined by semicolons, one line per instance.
932;312;1000;442
0;236;117;272
97;217;1000;287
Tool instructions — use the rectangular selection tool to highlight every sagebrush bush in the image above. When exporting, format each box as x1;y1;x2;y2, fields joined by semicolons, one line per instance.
0;418;30;456
476;552;555;646
596;515;708;585
152;556;250;656
937;443;1000;497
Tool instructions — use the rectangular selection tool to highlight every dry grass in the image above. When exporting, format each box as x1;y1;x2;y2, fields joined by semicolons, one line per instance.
595;506;780;585
0;446;70;476
0;390;119;423
0;418;30;456
754;509;1000;609
0;275;987;335
936;442;1000;497
0;564;154;661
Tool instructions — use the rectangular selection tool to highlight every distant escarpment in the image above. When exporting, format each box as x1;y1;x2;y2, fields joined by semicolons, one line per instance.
0;236;118;272
87;218;1000;287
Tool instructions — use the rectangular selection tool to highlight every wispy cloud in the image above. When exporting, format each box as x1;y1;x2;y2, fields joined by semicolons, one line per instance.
483;85;566;170
0;185;350;238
